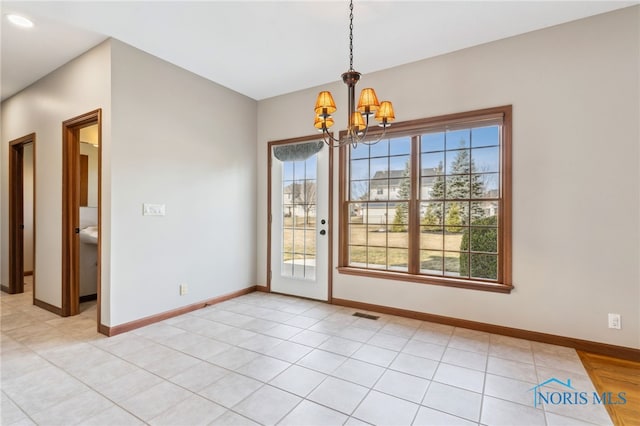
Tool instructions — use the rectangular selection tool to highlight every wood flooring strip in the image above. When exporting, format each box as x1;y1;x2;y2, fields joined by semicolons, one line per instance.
578;351;640;426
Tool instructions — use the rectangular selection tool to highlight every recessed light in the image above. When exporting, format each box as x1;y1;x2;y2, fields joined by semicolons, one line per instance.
7;14;34;28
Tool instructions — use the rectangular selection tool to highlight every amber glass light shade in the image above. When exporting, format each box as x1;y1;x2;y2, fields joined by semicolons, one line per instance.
314;115;335;129
375;101;395;123
314;91;337;115
351;112;366;131
357;88;380;114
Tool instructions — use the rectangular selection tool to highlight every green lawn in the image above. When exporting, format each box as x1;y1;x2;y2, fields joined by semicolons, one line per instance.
282;216;316;261
280;218;466;273
347;224;463;271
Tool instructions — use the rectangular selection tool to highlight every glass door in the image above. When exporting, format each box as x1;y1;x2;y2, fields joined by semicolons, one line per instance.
270;140;328;301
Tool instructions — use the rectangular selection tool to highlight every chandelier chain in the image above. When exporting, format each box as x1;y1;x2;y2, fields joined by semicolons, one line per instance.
314;0;393;148
349;0;354;71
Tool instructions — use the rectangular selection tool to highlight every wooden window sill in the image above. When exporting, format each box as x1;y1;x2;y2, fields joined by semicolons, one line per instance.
336;266;514;294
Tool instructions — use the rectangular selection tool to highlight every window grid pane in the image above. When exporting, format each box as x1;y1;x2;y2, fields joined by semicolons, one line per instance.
346;134;412;273
281;153;317;280
416;124;501;282
344;114;507;286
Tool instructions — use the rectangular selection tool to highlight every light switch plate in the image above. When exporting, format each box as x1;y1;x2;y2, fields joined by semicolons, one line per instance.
143;203;165;216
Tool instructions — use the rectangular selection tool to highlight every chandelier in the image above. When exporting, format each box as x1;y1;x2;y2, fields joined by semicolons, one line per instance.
313;0;395;148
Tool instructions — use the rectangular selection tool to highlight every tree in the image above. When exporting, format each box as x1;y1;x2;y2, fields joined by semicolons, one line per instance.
423;140;485;230
444;203;464;233
290;181;317;225
422;161;444;230
391;161;410;232
459;215;497;279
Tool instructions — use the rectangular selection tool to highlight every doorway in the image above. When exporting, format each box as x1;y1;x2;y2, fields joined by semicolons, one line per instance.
6;133;36;297
62;109;101;322
268;136;332;301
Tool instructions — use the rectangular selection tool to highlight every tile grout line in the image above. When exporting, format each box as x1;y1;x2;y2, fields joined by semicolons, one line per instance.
477;333;491;426
1;388;40;426
348;318;422;424
4;289;611;426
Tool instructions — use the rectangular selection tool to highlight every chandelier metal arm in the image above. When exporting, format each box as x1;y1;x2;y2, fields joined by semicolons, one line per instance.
313;0;395;149
319;120;389;148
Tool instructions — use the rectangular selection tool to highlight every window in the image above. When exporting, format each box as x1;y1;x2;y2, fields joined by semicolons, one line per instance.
281;154;317;279
338;106;512;292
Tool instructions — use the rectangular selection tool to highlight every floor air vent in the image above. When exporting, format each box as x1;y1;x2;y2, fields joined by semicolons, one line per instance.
352;312;380;320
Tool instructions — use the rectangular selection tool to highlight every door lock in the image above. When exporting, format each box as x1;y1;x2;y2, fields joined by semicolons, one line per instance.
319;229;326;235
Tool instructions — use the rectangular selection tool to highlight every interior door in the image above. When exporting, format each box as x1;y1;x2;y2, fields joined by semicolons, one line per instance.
8;141;25;294
270;140;329;301
62;109;101;318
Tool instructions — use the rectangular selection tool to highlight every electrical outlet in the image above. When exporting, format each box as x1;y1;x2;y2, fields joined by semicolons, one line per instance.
608;313;621;329
179;283;188;296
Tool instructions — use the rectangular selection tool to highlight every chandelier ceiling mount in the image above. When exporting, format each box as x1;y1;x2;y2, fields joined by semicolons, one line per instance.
314;0;395;148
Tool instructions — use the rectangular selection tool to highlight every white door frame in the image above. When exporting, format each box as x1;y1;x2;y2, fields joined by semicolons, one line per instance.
267;135;333;301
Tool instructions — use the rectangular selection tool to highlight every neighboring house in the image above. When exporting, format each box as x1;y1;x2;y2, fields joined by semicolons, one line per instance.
0;5;637;362
283;181;316;219
355;168;438;225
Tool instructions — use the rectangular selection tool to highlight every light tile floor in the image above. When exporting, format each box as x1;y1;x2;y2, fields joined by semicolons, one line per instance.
1;279;613;426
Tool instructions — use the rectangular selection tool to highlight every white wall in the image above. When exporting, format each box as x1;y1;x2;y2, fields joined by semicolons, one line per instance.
2;38;257;328
108;40;257;326
257;7;640;348
23;143;34;272
1;41;112;307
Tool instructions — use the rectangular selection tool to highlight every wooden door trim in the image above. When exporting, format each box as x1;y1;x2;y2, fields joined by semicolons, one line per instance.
62;109;102;326
7;133;36;295
266;135;333;301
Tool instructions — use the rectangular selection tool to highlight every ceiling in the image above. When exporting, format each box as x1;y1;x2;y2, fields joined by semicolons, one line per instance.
2;1;637;101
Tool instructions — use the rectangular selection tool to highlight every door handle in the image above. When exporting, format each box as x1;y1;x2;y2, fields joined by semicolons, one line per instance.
74;228;80;234
19;224;24;230
319;229;326;235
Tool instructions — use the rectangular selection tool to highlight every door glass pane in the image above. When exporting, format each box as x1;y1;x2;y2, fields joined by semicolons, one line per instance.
280;151;318;280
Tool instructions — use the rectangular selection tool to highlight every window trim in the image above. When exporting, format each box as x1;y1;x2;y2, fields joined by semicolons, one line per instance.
338;105;513;293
